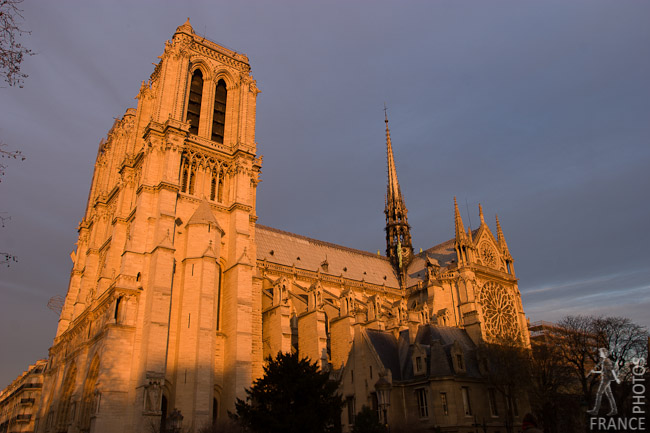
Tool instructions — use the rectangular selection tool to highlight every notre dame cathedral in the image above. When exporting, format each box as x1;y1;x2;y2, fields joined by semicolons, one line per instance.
31;20;532;433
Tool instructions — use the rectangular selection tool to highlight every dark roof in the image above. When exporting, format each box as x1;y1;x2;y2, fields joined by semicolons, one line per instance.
364;325;482;382
415;325;481;378
366;329;403;380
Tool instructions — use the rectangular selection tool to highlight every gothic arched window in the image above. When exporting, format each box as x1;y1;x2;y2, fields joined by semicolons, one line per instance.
188;164;196;195
187;69;203;135
181;162;189;193
211;79;227;143
210;176;217;201
80;357;100;431
217;170;224;202
56;364;77;430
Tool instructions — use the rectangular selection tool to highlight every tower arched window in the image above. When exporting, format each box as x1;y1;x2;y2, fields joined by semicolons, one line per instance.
217;171;224;202
187;69;203;135
188;164;196;195
212;79;227;143
210;175;217;201
181;162;189;193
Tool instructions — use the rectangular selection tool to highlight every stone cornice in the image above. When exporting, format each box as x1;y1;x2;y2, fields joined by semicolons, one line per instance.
257;260;403;297
228;202;252;213
185;133;232;155
190;40;250;72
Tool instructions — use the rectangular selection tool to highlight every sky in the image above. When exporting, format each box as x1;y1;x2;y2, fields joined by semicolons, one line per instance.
0;0;649;388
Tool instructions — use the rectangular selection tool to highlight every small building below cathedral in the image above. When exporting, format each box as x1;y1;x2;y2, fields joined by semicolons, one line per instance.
0;359;47;433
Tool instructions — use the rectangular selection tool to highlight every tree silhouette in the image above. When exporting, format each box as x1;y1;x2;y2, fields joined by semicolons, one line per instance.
233;352;342;433
351;406;386;433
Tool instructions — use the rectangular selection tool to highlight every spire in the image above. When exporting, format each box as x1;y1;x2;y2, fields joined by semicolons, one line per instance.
495;214;510;254
383;106;412;285
454;196;466;241
479;203;485;226
385;106;403;206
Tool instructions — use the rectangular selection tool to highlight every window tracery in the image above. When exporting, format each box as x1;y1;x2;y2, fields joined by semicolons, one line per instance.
180;150;229;201
479;242;498;268
478;281;520;341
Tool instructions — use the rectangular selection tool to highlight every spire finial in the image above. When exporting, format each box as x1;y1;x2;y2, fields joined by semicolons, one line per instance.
479;203;485;225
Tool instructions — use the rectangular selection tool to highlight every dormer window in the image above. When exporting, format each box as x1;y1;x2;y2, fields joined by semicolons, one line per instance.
212;79;227;143
187;69;203;135
413;346;426;375
456;353;464;370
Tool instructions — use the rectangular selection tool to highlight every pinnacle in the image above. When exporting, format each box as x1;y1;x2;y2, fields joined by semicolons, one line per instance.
176;18;195;35
496;214;509;252
454;197;466;240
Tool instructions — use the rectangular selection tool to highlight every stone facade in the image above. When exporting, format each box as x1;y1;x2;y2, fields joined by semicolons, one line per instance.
0;359;47;433
26;20;532;433
34;20;260;433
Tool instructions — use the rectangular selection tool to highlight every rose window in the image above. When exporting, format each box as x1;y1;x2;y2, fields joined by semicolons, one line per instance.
479;281;520;341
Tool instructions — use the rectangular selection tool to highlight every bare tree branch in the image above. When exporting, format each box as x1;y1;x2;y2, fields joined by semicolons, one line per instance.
0;0;34;87
1;141;25;181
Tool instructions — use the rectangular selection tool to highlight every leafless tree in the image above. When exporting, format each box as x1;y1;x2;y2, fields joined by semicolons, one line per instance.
555;315;600;405
528;333;582;433
556;315;648;418
0;0;33;87
1;142;24;180
1;210;17;266
0;0;31;266
1;142;24;267
477;338;532;433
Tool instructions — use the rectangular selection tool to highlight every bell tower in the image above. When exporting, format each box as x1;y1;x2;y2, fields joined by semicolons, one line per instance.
39;20;262;433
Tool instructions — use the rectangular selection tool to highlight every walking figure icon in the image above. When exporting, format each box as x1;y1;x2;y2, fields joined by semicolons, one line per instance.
586;348;620;416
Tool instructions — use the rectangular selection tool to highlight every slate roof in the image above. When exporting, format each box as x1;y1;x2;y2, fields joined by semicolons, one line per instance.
405;228;479;286
255;224;475;290
366;329;403;380
255;224;400;288
415;325;482;378
363;325;482;382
